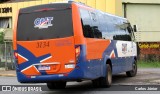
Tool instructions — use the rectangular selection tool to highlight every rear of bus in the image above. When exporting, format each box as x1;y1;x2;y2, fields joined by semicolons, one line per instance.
13;2;85;84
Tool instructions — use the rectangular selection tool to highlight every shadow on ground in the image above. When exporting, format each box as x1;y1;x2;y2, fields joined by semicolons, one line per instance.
43;74;134;94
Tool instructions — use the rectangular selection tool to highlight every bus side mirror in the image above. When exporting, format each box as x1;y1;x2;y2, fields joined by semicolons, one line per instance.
133;25;138;32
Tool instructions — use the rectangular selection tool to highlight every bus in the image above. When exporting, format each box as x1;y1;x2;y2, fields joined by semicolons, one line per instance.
13;1;137;89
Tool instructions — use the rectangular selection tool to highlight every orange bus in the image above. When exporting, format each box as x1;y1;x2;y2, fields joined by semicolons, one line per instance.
13;1;137;89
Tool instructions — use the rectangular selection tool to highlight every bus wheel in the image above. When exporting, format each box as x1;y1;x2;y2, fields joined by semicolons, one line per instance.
47;82;66;89
126;60;137;77
100;64;112;88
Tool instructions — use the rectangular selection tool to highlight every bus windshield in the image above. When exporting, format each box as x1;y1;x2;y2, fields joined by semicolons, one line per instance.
17;8;73;41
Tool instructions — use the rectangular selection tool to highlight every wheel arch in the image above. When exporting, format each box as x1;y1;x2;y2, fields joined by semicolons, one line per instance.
102;56;113;77
106;59;112;71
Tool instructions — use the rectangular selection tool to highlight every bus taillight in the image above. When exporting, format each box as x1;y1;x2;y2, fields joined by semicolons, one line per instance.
14;52;18;59
75;46;80;58
75;46;80;63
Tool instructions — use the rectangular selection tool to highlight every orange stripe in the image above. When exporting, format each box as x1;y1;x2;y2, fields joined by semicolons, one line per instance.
13;10;19;50
86;38;110;60
18;55;27;64
72;3;85;45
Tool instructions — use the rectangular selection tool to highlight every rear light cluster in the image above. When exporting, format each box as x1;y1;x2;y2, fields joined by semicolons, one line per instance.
64;46;81;69
35;8;55;12
14;52;18;59
75;46;80;58
75;46;81;63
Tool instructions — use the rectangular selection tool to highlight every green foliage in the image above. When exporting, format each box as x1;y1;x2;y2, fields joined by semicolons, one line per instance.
138;60;160;68
0;32;4;44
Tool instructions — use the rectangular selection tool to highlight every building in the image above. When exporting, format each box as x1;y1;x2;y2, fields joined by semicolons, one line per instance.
122;0;160;42
122;0;160;60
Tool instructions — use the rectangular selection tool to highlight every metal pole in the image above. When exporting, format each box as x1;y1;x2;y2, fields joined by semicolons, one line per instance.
5;42;7;70
10;44;14;69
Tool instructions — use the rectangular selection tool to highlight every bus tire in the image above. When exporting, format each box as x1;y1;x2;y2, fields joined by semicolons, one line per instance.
126;60;137;77
47;82;66;89
100;64;112;88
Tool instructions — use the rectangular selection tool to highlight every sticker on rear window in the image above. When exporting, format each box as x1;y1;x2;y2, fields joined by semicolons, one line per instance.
34;17;53;29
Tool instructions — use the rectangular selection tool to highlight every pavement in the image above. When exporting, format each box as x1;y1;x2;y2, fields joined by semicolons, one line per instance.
0;69;16;77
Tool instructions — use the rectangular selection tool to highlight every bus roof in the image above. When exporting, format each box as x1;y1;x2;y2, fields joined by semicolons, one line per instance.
74;2;128;21
19;1;128;22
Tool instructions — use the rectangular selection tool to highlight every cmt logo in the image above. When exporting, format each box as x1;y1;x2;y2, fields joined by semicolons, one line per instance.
34;17;53;29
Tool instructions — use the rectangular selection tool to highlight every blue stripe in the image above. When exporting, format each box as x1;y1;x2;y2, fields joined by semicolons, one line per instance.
17;44;51;75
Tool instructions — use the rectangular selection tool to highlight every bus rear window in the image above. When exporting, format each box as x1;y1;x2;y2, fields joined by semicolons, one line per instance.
17;9;73;41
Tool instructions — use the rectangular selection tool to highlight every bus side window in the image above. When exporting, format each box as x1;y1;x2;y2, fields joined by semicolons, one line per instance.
112;19;132;41
79;9;94;38
90;12;97;22
90;12;102;39
101;15;114;40
90;11;102;39
114;24;127;41
125;28;132;41
127;24;135;41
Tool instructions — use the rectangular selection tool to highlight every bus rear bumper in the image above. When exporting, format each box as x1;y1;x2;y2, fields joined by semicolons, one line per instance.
16;67;85;83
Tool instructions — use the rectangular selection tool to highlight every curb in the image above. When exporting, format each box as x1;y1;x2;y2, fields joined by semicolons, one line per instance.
0;74;16;77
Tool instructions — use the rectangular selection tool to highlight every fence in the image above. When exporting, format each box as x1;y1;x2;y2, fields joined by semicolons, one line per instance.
0;43;14;70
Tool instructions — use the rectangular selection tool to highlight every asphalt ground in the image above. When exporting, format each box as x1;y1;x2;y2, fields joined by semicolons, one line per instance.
0;68;160;94
0;68;160;85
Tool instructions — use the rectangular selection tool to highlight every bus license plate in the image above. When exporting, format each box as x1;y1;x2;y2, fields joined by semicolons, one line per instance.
38;65;50;71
